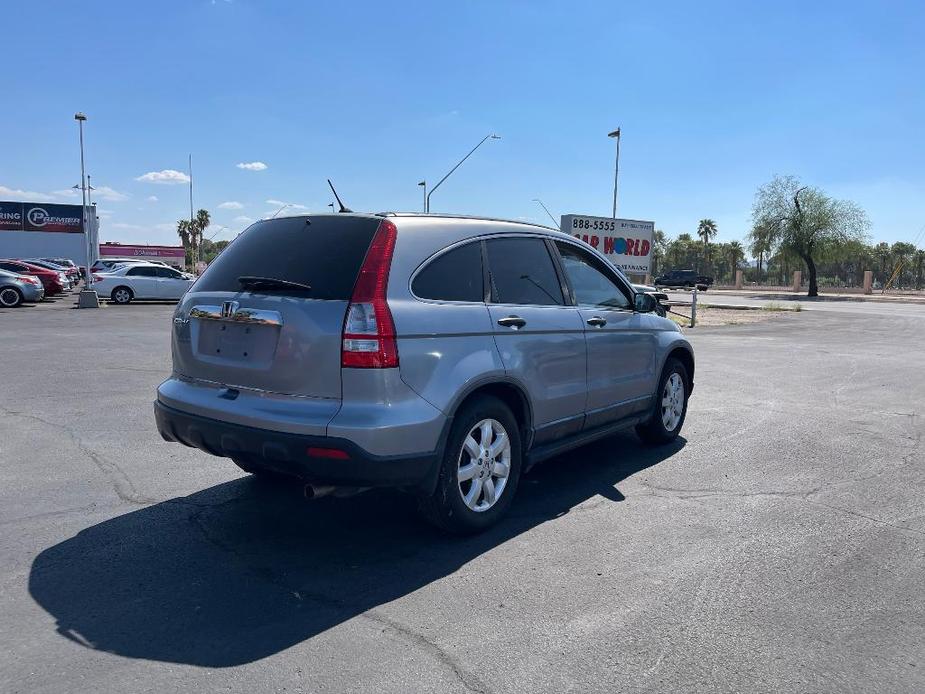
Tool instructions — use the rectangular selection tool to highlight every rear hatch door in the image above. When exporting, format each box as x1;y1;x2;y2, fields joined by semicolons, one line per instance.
172;215;382;398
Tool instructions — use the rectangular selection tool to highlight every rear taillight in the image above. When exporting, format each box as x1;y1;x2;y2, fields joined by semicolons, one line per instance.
341;219;399;368
92;274;103;282
307;446;350;460
22;276;40;286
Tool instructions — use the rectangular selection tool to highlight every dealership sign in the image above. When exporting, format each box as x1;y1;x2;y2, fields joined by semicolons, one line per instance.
0;201;85;233
560;214;654;275
100;244;185;259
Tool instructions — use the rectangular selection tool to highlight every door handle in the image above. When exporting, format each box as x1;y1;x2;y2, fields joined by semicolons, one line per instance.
586;316;607;327
497;315;526;329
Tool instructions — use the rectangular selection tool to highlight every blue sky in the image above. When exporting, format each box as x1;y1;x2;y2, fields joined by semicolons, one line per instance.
3;1;923;250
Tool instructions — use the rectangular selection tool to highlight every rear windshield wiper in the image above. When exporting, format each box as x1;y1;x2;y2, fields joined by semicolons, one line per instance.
238;276;312;292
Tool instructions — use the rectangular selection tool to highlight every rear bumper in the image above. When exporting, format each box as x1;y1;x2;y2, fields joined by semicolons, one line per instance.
155;400;440;489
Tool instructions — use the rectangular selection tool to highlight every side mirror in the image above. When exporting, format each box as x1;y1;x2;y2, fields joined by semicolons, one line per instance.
634;292;657;313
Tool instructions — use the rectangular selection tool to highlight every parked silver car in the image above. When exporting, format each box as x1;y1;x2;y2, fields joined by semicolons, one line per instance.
0;268;45;307
155;214;694;532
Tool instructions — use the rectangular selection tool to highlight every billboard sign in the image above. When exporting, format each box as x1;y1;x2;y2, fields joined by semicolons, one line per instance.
560;214;654;275
0;201;85;233
99;244;185;259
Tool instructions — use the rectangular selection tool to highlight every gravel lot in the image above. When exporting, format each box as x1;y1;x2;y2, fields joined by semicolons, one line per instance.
1;298;922;693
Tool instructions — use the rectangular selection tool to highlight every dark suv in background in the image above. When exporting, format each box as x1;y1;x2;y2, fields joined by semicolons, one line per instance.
156;214;695;532
653;269;713;291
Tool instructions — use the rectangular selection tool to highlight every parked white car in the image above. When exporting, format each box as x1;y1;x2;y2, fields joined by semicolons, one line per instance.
92;263;195;304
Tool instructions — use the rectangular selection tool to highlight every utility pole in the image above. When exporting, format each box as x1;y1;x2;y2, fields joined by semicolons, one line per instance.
75;112;99;308
189;154;195;271
608;128;621;219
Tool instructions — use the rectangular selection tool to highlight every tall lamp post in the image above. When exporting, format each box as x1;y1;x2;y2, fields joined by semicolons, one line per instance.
75;112;99;308
418;181;426;212
608;127;621;219
425;133;500;213
532;198;558;227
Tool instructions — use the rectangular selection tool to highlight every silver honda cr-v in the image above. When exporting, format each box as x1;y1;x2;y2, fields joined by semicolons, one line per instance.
155;213;694;532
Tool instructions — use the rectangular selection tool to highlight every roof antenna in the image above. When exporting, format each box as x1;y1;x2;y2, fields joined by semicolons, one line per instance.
327;179;353;213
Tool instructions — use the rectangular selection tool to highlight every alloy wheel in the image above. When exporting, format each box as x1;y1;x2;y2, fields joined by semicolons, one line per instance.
661;372;685;431
457;418;512;512
0;288;20;307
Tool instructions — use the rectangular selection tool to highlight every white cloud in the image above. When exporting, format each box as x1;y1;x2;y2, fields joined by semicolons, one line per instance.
265;199;307;210
154;222;177;233
233;215;254;224
237;161;268;171
147;195;159;202
218;201;244;209
0;185;56;201
52;188;80;198
111;222;143;230
92;186;129;202
135;169;191;184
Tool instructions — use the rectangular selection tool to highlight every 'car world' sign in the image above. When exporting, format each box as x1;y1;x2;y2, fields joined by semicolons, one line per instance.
560;214;654;275
0;201;85;233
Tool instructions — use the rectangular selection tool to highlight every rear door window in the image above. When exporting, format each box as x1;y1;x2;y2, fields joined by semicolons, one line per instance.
127;266;157;277
485;237;564;306
412;241;483;302
193;215;381;299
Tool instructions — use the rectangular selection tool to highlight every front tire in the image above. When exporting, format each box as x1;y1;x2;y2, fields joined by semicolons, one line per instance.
419;395;522;534
636;358;690;444
0;287;23;308
111;286;133;305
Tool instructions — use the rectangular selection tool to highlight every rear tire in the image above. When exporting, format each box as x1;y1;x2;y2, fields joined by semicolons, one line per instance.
0;287;23;308
636;358;690;444
111;286;133;305
418;395;522;534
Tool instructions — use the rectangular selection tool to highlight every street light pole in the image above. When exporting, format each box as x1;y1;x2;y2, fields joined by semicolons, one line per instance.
418;181;426;212
425;133;500;213
74;112;99;308
532;198;559;227
270;203;292;218
608;127;621;219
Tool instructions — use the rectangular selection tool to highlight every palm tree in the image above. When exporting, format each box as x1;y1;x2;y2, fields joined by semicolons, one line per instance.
193;209;211;265
696;219;718;269
176;220;192;270
728;241;744;283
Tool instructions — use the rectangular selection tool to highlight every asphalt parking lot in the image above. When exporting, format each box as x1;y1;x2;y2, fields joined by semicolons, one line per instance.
1;299;923;693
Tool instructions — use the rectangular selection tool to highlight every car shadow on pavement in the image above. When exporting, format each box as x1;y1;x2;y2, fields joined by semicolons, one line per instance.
28;432;684;667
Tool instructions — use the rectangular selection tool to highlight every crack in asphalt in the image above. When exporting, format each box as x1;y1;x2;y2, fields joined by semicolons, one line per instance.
186;504;489;693
0;404;157;506
635;481;925;537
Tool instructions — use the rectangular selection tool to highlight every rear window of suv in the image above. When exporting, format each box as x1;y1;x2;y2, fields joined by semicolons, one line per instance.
193;216;382;300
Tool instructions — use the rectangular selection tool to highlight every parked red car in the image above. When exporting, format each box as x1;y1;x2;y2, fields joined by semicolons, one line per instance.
0;260;66;296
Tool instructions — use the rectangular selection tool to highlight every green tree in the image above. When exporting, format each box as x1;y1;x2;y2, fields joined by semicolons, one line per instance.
176;209;212;271
696;219;718;268
748;220;774;283
651;229;669;276
887;242;917;288
728;241;744;282
914;249;925;290
752;175;870;297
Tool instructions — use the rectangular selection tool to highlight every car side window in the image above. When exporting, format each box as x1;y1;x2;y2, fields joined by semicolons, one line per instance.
555;242;632;310
155;267;182;279
485;237;564;306
126;267;155;277
412;241;483;302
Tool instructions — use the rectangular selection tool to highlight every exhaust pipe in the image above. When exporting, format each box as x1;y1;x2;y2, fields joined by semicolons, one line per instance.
304;484;336;500
303;484;372;500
